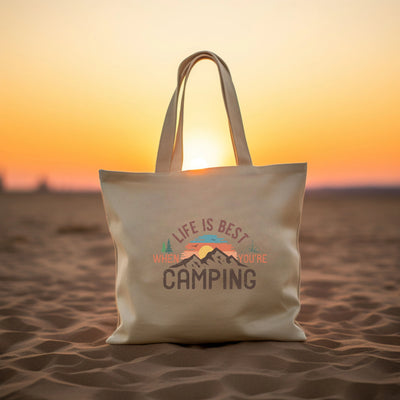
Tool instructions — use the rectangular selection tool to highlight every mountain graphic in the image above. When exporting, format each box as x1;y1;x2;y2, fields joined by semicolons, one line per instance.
169;248;248;269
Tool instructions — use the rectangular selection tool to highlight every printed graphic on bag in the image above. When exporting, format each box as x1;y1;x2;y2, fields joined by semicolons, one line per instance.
153;218;267;290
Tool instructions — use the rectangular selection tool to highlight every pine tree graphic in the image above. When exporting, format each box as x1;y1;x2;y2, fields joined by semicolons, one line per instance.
249;241;260;253
161;242;166;253
165;239;173;253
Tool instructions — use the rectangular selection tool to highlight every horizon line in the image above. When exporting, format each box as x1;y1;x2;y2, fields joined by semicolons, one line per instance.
1;184;400;195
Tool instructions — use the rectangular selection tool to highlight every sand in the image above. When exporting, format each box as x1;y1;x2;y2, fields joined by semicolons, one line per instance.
0;190;399;399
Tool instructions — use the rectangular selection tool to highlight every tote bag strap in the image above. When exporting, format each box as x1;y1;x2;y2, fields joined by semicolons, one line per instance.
155;51;252;172
170;52;252;172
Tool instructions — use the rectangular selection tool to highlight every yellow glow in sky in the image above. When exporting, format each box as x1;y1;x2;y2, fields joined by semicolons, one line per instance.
0;0;399;189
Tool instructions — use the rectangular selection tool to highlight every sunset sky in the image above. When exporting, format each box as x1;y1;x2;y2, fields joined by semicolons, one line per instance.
1;0;399;190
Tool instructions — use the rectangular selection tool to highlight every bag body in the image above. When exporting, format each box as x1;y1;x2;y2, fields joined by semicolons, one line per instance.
100;51;307;344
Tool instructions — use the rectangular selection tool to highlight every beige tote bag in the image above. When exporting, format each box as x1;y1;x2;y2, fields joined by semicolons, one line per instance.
100;51;307;344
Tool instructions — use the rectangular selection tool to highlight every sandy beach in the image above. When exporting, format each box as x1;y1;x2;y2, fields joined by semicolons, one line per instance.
0;190;399;399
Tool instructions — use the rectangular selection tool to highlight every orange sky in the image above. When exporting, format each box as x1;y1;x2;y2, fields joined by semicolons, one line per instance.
1;1;399;190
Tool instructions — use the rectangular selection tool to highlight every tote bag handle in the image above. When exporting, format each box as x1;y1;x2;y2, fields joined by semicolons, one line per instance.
170;52;252;172
155;51;252;172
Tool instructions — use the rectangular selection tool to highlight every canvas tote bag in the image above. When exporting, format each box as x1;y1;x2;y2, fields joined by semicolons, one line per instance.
100;51;307;344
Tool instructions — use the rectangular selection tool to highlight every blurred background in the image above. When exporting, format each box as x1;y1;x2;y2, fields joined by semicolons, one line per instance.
1;0;399;191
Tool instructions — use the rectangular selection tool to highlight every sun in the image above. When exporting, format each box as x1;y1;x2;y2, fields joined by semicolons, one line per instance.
188;157;208;170
198;245;214;259
181;130;229;171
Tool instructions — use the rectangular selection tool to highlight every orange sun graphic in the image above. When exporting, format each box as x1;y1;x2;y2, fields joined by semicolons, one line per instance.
181;234;237;260
198;245;214;259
